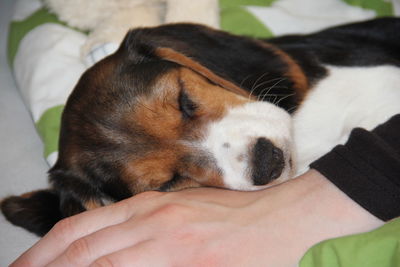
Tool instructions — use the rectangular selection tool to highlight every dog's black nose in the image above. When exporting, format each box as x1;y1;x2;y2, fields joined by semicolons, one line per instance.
251;137;284;186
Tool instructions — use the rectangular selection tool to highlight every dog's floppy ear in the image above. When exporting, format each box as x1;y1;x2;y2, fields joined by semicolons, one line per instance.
120;25;252;97
1;186;93;236
155;47;251;97
121;24;305;110
1;190;63;236
0;170;100;236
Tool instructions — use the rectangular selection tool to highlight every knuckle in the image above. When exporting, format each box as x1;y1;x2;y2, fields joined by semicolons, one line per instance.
161;203;185;213
51;217;75;243
114;199;134;220
125;191;165;208
151;203;189;219
91;256;118;267
65;237;91;264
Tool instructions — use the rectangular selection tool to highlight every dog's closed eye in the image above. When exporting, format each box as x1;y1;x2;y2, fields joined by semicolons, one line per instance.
178;81;198;120
178;90;197;119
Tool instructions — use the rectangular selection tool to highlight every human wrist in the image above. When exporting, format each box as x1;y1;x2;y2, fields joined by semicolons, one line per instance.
302;169;384;232
246;169;384;263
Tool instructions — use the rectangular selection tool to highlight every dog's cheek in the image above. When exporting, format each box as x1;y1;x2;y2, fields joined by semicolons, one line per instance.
122;151;181;193
178;154;225;188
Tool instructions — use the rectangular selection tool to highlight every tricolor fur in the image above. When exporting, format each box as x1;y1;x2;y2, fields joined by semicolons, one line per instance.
2;18;400;236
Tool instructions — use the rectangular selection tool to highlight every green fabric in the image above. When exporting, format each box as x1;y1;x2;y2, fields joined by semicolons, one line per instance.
220;0;277;8
300;218;400;267
342;0;394;16
219;0;275;38
35;105;64;158
220;6;274;38
8;8;65;67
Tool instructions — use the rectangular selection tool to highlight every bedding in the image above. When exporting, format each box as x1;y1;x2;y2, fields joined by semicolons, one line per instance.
5;0;400;265
9;0;398;165
300;218;400;267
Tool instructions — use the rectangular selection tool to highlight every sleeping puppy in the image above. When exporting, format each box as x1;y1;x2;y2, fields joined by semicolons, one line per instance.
2;18;400;236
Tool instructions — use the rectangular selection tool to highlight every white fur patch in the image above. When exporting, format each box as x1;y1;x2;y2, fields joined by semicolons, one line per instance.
294;65;400;174
201;102;293;190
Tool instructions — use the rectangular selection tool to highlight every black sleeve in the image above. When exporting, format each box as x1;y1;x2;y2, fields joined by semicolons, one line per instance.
310;114;400;221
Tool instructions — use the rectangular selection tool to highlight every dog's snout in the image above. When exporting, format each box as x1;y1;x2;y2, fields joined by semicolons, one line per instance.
251;137;284;186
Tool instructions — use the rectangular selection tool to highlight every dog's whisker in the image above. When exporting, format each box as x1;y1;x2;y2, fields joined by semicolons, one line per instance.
239;74;253;88
251;72;270;91
254;77;287;94
253;77;285;101
273;95;278;104
256;77;288;101
260;93;291;96
287;105;298;113
258;92;290;102
274;93;296;106
258;86;289;93
258;77;287;100
257;91;288;99
248;72;270;100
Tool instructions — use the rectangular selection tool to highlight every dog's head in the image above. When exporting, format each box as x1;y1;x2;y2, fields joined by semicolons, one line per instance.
58;25;295;200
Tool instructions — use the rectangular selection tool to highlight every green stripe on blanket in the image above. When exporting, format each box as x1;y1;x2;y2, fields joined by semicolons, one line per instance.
8;8;65;67
220;0;277;8
35;105;64;158
220;7;274;38
219;0;275;37
300;218;400;267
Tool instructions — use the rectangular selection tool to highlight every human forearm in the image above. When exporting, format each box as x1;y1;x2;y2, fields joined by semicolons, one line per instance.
249;169;384;265
311;114;400;221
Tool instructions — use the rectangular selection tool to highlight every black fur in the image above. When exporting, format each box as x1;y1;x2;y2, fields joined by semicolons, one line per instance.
1;190;62;236
2;18;400;236
269;18;400;73
125;23;299;110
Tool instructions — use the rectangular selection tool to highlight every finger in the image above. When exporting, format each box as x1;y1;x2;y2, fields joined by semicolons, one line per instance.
46;216;156;267
46;199;195;266
12;191;162;267
89;240;170;267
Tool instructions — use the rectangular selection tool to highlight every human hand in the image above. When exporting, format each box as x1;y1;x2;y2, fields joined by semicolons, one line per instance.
11;170;383;267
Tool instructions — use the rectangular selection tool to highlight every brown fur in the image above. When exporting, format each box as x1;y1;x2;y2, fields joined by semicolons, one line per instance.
121;67;250;192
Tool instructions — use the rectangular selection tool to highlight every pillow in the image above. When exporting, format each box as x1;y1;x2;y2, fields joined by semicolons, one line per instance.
9;0;86;165
219;0;394;36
